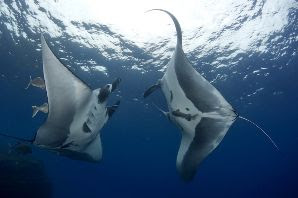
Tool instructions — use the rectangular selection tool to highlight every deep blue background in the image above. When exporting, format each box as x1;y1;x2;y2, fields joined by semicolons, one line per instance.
0;2;298;198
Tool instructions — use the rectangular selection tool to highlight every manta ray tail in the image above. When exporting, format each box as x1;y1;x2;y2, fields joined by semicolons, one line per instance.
25;75;32;89
0;132;34;144
238;116;279;151
146;9;182;46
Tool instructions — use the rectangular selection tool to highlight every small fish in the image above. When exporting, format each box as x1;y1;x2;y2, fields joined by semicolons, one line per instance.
9;143;32;155
32;103;48;118
25;75;46;90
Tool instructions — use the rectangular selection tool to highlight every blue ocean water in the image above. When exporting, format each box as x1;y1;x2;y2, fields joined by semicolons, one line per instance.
0;1;298;198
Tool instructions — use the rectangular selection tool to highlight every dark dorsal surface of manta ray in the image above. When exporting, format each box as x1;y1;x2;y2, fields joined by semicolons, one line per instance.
144;9;278;181
0;35;121;162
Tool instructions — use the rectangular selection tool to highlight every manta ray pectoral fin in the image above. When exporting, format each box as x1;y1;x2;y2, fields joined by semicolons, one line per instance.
107;100;120;117
146;9;182;46
143;82;161;98
177;117;234;181
82;133;102;162
58;134;102;162
39;34;92;148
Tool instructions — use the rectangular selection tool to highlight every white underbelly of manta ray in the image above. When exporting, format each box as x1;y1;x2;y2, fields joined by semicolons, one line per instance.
162;57;201;131
32;35;121;162
144;9;279;181
161;48;232;177
64;89;108;151
162;65;202;170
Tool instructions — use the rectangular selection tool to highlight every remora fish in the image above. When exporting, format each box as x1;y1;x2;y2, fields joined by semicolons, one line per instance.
32;103;48;118
25;76;46;90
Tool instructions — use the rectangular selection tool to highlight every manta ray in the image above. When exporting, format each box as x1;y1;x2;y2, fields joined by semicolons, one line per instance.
1;35;121;162
144;9;278;181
